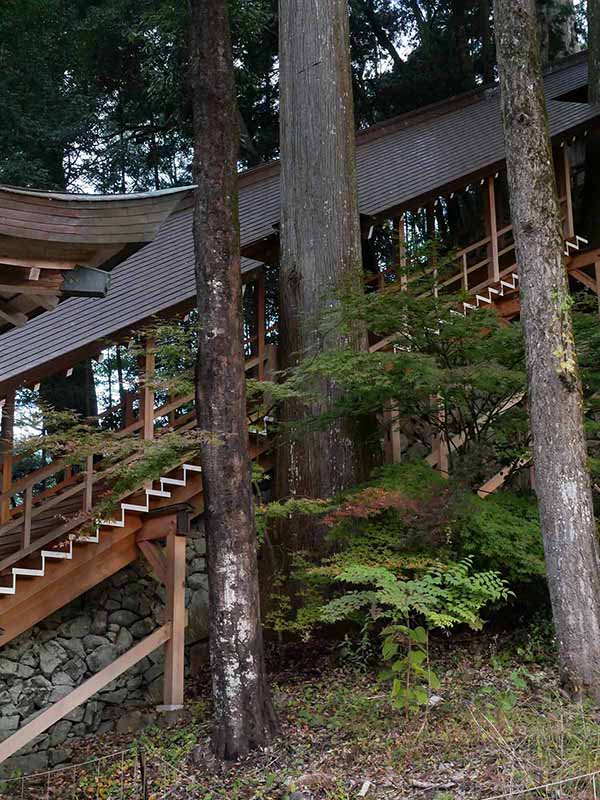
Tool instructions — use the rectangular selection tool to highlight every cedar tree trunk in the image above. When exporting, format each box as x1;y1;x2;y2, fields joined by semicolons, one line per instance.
188;0;278;759
278;0;379;512
495;0;600;699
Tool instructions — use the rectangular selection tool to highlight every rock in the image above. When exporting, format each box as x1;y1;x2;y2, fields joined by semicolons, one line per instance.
108;610;138;627
131;618;154;639
58;616;91;638
63;657;86;683
91;611;108;635
101;689;128;705
52;672;75;687
62;638;86;658
83;635;109;653
0;751;48;778
39;641;67;676
116;710;144;734
49;747;72;767
0;716;19;734
0;658;17;676
49;720;72;748
188;573;209;591
116;628;133;654
87;644;117;673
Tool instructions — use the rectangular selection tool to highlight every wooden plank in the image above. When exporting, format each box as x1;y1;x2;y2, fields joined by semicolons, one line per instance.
563;145;575;239
0;624;172;764
136;513;178;542
143;338;156;441
162;534;186;709
137;540;167;583
0;300;27;328
488;176;500;282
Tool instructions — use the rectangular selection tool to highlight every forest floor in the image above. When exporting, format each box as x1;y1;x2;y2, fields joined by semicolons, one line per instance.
7;629;600;800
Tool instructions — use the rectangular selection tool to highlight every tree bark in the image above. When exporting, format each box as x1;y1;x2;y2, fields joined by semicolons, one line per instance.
188;0;278;760
277;0;379;514
495;0;600;699
537;0;577;65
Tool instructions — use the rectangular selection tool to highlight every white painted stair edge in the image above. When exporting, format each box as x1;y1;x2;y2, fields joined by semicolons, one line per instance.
0;463;203;596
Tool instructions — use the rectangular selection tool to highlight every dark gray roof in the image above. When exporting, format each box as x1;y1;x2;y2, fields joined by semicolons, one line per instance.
0;54;597;389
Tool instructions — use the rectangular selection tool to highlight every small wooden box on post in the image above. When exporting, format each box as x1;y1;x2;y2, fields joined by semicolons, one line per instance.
136;501;192;714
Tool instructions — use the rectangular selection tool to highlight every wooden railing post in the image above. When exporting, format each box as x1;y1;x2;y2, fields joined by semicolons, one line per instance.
256;268;266;381
431;395;449;478
162;510;189;710
562;144;575;239
23;485;32;548
487;175;500;282
142;338;156;441
397;214;408;291
84;454;94;513
1;391;15;525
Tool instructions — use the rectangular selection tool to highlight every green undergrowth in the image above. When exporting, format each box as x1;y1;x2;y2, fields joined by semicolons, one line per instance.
261;462;546;642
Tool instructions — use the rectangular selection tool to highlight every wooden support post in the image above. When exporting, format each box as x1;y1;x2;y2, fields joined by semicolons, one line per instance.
256;269;266;381
563;144;575;239
23;485;32;548
384;402;402;464
84;454;94;513
0;391;15;525
142;338;155;441
431;396;449;478
140;502;191;712
397;215;407;290
162;531;187;709
487;176;500;282
426;204;438;296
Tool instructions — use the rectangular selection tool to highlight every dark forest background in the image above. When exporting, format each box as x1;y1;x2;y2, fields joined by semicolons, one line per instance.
0;0;585;193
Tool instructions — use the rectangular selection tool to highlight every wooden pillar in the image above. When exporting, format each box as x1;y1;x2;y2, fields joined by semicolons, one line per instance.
142;338;155;441
384;402;402;464
397;214;407;290
0;391;15;524
431;395;449;478
426;203;438;296
162;527;187;710
487;175;500;282
563;144;575;239
256;268;266;381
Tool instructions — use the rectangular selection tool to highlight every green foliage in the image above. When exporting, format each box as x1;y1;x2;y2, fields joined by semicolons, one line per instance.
320;558;510;709
454;491;546;585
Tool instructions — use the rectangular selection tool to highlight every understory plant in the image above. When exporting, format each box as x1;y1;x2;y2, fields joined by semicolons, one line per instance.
320;558;511;710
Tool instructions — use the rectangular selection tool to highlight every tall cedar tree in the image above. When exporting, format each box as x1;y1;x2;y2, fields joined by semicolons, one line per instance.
495;0;600;698
591;0;600;104
278;0;378;521
187;0;278;759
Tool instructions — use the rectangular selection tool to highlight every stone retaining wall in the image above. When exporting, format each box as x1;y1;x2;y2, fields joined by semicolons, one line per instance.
0;527;208;778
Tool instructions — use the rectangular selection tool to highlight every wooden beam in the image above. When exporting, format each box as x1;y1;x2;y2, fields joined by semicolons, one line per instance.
571;268;598;292
0;624;172;764
487;176;500;282
142;338;156;441
0;300;27;328
138;540;167;583
563;145;575;239
136;512;178;542
162;533;186;709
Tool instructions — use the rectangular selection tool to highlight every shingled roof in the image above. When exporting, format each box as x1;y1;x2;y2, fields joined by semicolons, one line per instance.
0;53;597;390
0;185;193;333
